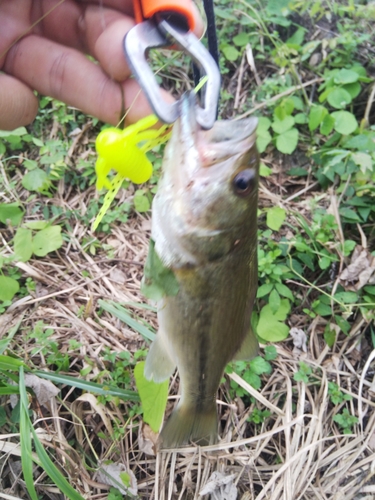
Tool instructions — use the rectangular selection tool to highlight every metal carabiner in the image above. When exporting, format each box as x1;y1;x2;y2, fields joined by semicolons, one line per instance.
124;11;220;130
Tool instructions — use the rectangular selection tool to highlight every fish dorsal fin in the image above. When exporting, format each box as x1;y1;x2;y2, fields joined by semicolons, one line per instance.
233;327;259;361
144;333;176;383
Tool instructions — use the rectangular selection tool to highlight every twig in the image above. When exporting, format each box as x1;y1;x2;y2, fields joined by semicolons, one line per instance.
235;78;323;120
363;82;375;127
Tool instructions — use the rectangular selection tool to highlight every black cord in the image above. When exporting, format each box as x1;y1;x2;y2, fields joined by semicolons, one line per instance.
193;0;220;97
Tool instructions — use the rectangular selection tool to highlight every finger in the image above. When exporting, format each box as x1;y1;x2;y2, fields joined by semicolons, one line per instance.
82;8;135;81
4;35;173;126
0;73;38;130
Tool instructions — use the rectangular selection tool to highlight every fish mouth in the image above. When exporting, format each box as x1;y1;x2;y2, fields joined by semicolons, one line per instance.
175;92;258;170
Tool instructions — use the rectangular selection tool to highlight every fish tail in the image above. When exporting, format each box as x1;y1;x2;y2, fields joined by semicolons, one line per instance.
159;401;218;449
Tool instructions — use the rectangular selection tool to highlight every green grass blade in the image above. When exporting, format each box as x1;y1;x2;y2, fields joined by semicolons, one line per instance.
99;300;156;342
19;366;38;500
0;354;25;371
0;385;20;395
34;370;140;401
30;425;85;500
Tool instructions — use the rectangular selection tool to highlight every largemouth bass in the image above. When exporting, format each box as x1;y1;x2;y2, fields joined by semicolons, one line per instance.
144;94;259;448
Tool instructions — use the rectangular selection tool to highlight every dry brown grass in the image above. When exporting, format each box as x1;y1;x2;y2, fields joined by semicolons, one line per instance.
1;163;375;499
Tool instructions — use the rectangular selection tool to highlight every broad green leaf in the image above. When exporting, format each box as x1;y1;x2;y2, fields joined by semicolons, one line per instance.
14;228;33;262
294;113;307;124
0;203;24;226
313;301;331;317
134;190;150;213
327;88;352;109
320;114;335;135
222;45;240;61
308;105;328;131
333;68;359;85
22;168;49;192
257;283;274;298
141;239;179;300
233;33;249;47
286;27;305;46
256;299;290;342
339;207;361;222
249;356;272;375
343;82;361;99
319;256;331;270
324;328;336;348
276;128;299;154
0;276;19;301
24;221;49;230
257;117;272;132
0;316;23;355
23;159;38;170
266;206;286;231
334;291;359;304
269;289;281;314
256;130;272;153
271;116;294;134
259;162;272;177
343;240;356;257
134;361;168;432
351;152;372;173
32;225;63;257
331;111;358;135
275;283;294;300
344;134;375;151
0;127;27;137
264;345;278;361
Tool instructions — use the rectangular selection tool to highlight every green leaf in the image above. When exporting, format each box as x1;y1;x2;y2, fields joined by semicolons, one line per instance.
343;82;361;99
0;354;25;371
0;203;24;226
24;221;49;230
256;130;272;154
269;289;281;314
320;114;335;135
272;116;294;134
259;162;272;177
134;361;168;432
257;117;272;132
286;27;305;46
331;111;358;135
319;256;331;270
351;152;372;173
339;207;361;222
249;356;272;375
0;276;19;301
257;283;274;298
294;113;307;124
276;128;299;154
14;228;33;262
233;33;249;47
222;45;240;61
22;168;49;192
333;69;359;85
257;299;290;342
264;345;278;361
313;301;331;317
309;105;328;131
266;207;286;231
134;190;150;213
141;239;179;300
275;283;294;300
327;88;352;109
287;167;308;177
334;291;358;304
32;226;63;257
343;240;356;257
0;127;27;137
324;327;336;348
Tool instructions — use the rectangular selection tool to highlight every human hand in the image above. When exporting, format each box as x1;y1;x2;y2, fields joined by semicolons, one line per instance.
0;0;203;130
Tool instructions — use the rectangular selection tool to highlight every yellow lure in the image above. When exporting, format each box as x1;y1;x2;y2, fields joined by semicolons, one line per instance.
92;115;172;231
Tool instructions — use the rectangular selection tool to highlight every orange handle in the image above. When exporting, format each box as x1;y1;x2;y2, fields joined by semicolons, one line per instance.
133;0;196;31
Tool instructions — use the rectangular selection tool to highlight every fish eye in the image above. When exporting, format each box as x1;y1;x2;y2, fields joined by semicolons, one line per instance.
232;169;256;197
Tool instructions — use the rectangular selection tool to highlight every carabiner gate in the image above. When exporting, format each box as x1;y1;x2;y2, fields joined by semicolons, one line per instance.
124;14;220;130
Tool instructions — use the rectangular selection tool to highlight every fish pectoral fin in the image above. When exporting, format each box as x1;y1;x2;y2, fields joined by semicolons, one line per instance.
159;401;217;449
233;326;259;361
144;334;176;383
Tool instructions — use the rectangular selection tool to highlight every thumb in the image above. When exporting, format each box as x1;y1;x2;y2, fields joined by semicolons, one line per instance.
0;73;38;130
